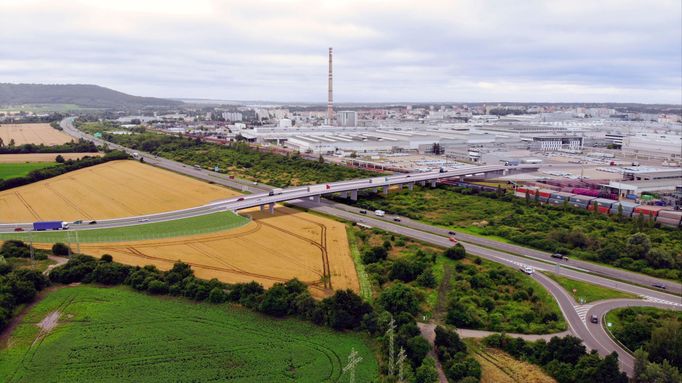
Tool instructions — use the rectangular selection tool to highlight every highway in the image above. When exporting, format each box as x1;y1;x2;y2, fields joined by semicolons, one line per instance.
24;117;681;375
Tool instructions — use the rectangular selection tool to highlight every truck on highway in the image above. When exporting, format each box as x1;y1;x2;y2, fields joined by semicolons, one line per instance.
33;221;69;231
374;210;385;217
307;184;331;192
268;188;283;196
370;176;387;184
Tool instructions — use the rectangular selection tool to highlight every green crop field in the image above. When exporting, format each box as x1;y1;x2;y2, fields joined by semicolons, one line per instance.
0;286;378;383
0;212;249;243
545;272;638;303
0;162;57;180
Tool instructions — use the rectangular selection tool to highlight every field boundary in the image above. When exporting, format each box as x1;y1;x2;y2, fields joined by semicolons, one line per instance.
346;226;372;302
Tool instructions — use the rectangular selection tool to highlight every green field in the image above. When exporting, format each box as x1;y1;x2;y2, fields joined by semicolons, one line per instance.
545;272;638;303
0;162;57;180
0;212;249;243
0;286;378;383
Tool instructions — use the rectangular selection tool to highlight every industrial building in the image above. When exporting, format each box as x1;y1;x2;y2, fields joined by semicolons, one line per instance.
530;136;584;151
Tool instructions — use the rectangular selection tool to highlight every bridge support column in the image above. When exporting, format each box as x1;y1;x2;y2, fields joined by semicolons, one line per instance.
397;183;403;190
269;203;275;214
430;180;437;188
340;191;348;199
350;190;358;201
419;181;426;187
260;204;264;212
372;187;378;194
407;182;414;191
313;194;321;203
382;185;389;195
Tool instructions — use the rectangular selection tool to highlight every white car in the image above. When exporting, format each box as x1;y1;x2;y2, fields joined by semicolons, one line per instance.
138;218;150;222
519;266;534;275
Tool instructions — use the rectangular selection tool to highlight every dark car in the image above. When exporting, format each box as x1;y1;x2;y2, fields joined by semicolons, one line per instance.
88;220;97;225
448;231;456;235
652;283;667;290
590;314;599;324
359;210;367;214
237;197;245;201
14;227;24;232
393;217;401;222
551;253;568;261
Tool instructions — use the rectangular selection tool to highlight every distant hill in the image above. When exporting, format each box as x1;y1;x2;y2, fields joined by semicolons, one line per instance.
0;83;182;109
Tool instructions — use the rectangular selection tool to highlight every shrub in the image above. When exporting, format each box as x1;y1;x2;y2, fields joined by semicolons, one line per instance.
443;244;466;260
51;243;70;256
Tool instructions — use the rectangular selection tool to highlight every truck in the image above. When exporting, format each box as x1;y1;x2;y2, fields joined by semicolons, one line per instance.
374;210;385;217
268;188;283;196
370;176;387;184
33;221;69;231
307;184;330;193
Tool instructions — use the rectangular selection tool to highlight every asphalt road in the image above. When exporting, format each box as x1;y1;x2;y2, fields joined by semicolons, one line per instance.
54;117;682;376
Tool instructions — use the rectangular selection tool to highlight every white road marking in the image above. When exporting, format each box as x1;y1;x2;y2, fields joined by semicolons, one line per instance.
574;304;595;322
641;295;682;307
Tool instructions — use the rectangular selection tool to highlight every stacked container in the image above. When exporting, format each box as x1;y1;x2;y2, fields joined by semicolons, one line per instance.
548;191;574;206
657;210;682;228
568;194;596;209
633;205;667;222
609;201;639;217
588;198;617;214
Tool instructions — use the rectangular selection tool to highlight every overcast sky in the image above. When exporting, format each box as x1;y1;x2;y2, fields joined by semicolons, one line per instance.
1;0;680;104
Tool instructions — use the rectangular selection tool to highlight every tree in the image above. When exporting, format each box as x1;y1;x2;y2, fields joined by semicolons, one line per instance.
55;155;65;163
147;280;168;295
8;139;15;147
648;319;681;366
51;242;70;256
415;356;439;383
377;283;420;315
633;348;648;382
362;246;388;264
319;289;371;330
0;137;3;147
626;233;651;259
406;336;431;367
443;244;466;260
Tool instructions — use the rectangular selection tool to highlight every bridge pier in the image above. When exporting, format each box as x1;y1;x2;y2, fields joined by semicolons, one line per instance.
339;191;348;199
268;202;275;214
260;204;264;212
419;181;426;187
312;194;320;203
407;182;414;191
350;190;358;201
382;185;389;195
430;180;437;188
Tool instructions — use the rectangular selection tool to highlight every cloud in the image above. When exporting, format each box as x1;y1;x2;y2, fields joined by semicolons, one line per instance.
0;0;680;103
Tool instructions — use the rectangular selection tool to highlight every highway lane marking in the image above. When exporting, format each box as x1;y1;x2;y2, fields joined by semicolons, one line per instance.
641;295;682;307
573;304;595;322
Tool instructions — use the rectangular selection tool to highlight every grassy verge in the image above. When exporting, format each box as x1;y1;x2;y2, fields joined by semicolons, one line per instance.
0;285;378;382
0;162;57;180
346;226;373;302
0;212;249;243
544;272;638;303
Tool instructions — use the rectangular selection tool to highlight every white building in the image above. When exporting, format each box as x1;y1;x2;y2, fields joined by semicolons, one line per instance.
530;136;583;151
338;111;357;127
222;112;243;122
279;118;292;128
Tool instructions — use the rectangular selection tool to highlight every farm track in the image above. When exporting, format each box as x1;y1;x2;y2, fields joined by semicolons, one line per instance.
43;182;93;219
14;192;40;220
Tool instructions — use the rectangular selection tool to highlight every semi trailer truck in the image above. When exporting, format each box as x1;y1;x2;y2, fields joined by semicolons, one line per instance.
33;221;69;231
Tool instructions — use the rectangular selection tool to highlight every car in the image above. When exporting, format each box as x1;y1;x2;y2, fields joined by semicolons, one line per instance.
252;181;258;185
406;175;411;178
449;237;458;243
551;253;568;261
393;217;401;222
590;314;599;324
519;266;534;275
14;227;24;232
73;220;83;224
237;197;245;201
448;231;456;236
359;210;367;214
652;283;667;290
228;175;235;179
138;218;149;223
88;220;97;225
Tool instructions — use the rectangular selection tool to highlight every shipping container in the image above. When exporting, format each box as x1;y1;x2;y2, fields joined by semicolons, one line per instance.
634;205;667;217
550;191;574;201
658;210;682;220
656;216;682;228
569;195;596;204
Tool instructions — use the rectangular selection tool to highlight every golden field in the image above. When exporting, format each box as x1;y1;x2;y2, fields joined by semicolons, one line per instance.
0;153;102;163
0;123;73;146
475;347;556;383
34;207;358;297
3;160;359;297
0;160;237;222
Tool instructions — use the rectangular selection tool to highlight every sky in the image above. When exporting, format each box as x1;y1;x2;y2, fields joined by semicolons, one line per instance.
1;0;681;104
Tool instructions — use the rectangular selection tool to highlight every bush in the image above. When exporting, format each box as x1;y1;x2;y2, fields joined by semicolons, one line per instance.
378;283;420;316
443;244;466;260
52;243;70;256
147;280;169;295
362;246;388;264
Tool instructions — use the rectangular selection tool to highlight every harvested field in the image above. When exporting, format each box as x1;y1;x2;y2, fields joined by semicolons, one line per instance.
474;345;556;383
0;123;72;146
35;206;359;298
0;160;238;222
0;153;102;163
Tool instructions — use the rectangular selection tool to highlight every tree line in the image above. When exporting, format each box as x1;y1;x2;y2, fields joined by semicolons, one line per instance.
0;138;98;154
0;150;128;191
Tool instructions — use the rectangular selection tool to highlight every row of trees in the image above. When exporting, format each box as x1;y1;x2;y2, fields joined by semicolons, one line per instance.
0;150;128;191
0;138;97;154
484;333;627;383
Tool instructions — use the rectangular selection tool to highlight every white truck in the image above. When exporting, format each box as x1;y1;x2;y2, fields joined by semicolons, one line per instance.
268;188;283;196
307;184;331;193
374;210;385;217
370;176;387;184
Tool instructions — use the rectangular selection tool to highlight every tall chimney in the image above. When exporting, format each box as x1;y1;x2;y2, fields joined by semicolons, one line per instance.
327;47;334;125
